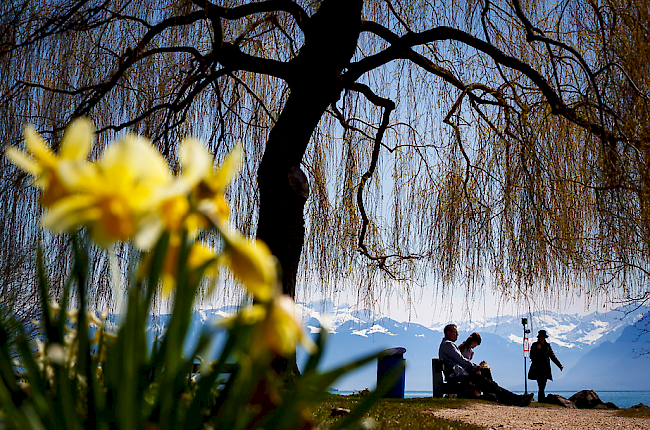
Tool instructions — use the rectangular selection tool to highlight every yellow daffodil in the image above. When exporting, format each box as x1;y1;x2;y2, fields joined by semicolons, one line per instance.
178;137;213;191
253;296;316;357
176;138;241;223
132;138;227;250
218;224;278;302
182;142;276;301
133;138;209;250
5;118;94;207
157;238;219;297
215;304;267;328
187;242;220;276
195;145;241;223
41;134;171;247
202;144;241;195
216;296;315;358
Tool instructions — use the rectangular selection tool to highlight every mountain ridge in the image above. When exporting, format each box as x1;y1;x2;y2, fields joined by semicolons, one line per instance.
145;301;650;391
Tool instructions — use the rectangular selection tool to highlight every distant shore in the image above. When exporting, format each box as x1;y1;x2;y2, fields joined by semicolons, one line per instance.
333;390;650;409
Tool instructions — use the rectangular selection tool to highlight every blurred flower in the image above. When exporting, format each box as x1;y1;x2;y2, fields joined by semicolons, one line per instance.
196;145;240;223
216;296;314;357
42;134;170;247
217;224;277;302
5;118;94;207
47;343;67;366
253;295;316;357
215;304;266;328
158;239;219;297
188;242;219;277
174;138;240;222
133;138;235;251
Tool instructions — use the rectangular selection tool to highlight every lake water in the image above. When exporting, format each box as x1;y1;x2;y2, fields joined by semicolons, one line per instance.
511;390;650;409
334;390;650;409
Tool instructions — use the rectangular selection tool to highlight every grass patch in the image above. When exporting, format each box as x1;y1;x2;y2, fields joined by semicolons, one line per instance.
615;407;650;419
310;394;486;429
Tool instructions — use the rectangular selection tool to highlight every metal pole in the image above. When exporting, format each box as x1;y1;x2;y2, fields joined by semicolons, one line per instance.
522;318;529;395
523;324;527;394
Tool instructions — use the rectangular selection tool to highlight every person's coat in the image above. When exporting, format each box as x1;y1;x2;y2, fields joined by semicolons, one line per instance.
528;341;562;381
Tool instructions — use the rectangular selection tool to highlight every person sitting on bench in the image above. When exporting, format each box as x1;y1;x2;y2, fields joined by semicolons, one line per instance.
439;324;533;406
458;331;493;381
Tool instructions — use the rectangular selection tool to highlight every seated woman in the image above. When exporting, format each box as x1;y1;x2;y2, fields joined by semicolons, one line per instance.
459;332;492;381
459;332;481;360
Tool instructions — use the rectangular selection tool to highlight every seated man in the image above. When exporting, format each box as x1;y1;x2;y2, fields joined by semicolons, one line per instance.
439;324;533;406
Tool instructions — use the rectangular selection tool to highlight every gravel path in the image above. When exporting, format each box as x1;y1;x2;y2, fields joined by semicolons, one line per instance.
428;403;650;429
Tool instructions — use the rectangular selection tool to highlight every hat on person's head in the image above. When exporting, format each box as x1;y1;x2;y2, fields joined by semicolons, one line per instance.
537;330;549;338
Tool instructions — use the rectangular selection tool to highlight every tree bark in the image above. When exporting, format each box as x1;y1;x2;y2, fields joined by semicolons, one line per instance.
256;0;363;299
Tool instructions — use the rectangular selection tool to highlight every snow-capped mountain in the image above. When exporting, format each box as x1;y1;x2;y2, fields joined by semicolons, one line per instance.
456;307;646;349
291;300;649;390
143;300;650;392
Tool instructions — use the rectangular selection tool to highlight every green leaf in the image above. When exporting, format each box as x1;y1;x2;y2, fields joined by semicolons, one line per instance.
71;233;96;428
302;326;328;375
36;244;58;346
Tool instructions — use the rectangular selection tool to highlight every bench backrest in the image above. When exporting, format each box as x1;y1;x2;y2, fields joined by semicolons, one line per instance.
432;358;446;396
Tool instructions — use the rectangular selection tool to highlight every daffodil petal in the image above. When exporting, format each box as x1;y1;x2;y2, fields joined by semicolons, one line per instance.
41;195;100;232
214;304;266;328
206;145;241;191
188;243;217;270
133;214;164;251
179;137;211;188
59;118;94;160
219;226;277;301
57;159;99;191
24;125;57;168
100;135;169;184
261;295;316;356
161;273;176;297
184;213;207;240
275;295;317;354
5;147;41;176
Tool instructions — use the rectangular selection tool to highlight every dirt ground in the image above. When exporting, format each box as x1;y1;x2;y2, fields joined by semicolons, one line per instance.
428;402;650;430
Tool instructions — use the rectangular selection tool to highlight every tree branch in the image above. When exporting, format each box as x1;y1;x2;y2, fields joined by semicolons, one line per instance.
347;83;424;276
216;42;289;79
354;21;502;107
350;21;622;147
71;10;210;118
190;0;309;33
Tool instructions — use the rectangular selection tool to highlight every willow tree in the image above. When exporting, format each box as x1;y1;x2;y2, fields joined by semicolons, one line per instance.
1;0;649;318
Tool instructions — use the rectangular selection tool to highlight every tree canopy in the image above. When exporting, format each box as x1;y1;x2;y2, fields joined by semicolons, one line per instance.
1;0;649;318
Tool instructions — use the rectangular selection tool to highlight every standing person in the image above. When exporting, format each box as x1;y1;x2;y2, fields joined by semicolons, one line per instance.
439;324;533;406
528;330;563;402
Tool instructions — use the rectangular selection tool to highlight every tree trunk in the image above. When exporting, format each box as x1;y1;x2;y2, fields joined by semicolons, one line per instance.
256;0;363;376
256;0;363;299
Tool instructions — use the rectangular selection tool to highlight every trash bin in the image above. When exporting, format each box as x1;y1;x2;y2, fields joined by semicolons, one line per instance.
377;347;406;398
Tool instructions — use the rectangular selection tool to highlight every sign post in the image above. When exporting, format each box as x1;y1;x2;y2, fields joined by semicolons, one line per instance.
522;318;531;394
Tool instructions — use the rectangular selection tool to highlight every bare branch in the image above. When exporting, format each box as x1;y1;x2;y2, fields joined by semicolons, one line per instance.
350;20;622;147
190;0;309;33
347;82;424;277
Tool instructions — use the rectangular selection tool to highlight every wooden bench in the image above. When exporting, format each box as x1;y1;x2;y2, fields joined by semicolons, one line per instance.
432;358;464;397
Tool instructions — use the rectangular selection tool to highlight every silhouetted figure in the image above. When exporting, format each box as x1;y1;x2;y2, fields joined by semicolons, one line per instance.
528;329;563;402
